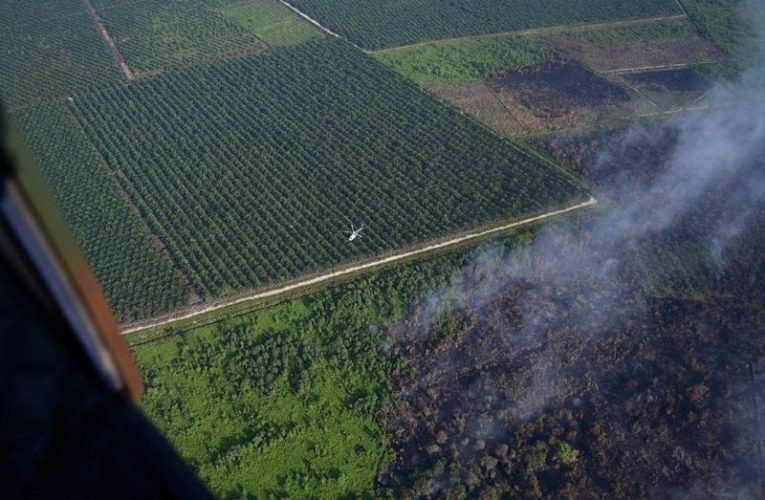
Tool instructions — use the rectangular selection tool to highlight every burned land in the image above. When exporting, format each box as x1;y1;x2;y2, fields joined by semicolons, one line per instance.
624;68;711;93
377;121;765;498
430;61;635;136
487;61;630;113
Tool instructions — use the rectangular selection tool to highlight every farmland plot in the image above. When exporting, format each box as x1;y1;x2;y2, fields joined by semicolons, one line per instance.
538;18;721;71
375;36;556;85
72;39;587;301
11;101;188;322
220;0;321;47
92;0;320;73
286;0;680;50
92;0;266;73
0;0;121;109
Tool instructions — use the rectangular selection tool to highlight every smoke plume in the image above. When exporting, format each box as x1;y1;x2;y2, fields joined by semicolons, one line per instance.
382;4;765;495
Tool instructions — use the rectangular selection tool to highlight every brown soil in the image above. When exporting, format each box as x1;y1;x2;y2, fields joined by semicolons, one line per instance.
426;81;524;135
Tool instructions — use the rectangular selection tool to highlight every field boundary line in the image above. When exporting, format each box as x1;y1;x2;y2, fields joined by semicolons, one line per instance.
64;100;203;304
602;62;712;74
366;14;687;55
83;0;134;81
121;196;597;334
276;0;364;50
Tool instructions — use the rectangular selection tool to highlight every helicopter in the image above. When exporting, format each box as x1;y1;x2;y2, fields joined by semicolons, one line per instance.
345;221;365;241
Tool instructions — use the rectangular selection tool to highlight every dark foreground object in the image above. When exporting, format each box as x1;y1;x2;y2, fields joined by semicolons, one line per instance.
0;110;212;499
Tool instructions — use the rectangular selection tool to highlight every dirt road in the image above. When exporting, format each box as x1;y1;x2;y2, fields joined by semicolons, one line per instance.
83;0;133;80
121;196;596;334
277;0;353;42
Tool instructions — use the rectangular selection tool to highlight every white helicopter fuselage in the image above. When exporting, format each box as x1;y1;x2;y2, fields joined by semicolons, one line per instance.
347;223;364;241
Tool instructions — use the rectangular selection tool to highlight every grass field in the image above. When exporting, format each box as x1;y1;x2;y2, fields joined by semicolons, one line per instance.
0;0;121;109
287;0;680;50
133;296;391;498
11;100;188;322
220;0;321;47
375;36;555;85
130;231;530;497
680;0;758;57
70;39;587;306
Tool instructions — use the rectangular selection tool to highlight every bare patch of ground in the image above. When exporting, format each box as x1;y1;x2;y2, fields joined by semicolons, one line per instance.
624;67;711;93
538;27;721;72
426;81;523;136
489;61;630;111
429;61;635;135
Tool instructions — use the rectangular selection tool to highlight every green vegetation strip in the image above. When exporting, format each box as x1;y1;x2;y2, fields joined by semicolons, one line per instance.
680;0;759;57
133;295;393;498
375;36;555;84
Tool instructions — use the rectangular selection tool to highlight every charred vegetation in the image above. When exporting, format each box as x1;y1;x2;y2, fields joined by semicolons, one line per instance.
378;123;765;498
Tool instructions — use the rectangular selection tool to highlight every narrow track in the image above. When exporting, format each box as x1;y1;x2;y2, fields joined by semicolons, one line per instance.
122;196;596;334
83;0;133;80
276;0;364;51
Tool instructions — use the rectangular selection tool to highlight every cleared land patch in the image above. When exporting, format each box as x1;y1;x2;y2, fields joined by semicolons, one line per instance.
489;61;631;121
220;0;321;47
11;101;188;322
537;18;721;72
0;0;121;109
285;0;681;50
70;39;587;306
429;61;636;136
382;18;719;137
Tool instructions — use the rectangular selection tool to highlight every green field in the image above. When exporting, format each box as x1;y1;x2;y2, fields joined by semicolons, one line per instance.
92;0;321;73
93;0;265;73
133;297;390;498
0;0;121;109
130;232;517;497
287;0;680;50
680;0;758;57
221;0;321;47
11;100;188;322
69;39;586;304
376;36;556;84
